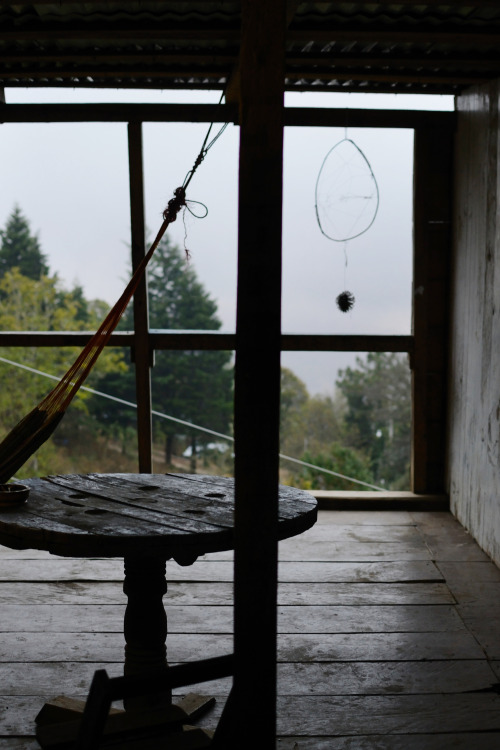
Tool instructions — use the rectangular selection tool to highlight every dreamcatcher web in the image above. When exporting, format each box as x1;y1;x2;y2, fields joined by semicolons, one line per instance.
314;136;379;313
315;138;379;242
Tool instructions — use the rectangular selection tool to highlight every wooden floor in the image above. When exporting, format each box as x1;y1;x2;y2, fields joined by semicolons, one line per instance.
1;509;500;748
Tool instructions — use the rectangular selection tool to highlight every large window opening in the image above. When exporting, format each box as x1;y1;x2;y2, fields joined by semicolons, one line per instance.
0;89;454;493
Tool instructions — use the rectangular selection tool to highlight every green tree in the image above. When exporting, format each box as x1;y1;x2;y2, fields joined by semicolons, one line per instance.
280;369;344;460
0;206;49;280
0;268;124;475
298;443;376;491
0;205;127;476
336;352;411;488
90;236;233;469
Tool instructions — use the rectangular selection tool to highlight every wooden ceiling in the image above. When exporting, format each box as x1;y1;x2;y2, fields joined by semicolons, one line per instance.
1;1;500;96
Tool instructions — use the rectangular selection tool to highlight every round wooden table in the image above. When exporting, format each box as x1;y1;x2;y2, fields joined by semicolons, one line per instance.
0;472;317;705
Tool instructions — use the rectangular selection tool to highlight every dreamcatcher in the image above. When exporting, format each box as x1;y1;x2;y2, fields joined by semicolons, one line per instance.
315;131;379;312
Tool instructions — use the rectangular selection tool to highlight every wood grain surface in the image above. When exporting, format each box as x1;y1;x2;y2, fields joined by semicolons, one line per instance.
1;509;500;747
0;473;317;557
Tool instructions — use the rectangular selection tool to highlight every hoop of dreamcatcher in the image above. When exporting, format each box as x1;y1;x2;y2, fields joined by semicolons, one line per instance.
315;134;379;312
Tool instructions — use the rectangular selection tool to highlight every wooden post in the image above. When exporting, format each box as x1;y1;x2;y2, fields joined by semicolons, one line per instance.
412;127;453;493
226;0;286;746
127;122;153;473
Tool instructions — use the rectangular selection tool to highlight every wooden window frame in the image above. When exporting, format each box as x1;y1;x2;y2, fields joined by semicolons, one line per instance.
0;103;455;492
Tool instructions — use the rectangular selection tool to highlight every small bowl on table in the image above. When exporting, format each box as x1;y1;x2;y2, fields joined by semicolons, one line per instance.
0;483;30;508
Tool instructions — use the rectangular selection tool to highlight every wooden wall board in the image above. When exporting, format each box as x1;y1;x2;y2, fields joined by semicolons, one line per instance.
449;80;500;568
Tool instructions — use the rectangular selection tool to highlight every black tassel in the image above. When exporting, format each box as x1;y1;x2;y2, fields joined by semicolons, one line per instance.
336;291;355;313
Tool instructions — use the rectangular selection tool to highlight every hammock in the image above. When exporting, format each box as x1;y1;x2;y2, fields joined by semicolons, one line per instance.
0;114;227;483
0;191;183;483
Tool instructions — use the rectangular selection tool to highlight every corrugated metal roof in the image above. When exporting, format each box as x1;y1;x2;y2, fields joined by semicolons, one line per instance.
1;2;500;94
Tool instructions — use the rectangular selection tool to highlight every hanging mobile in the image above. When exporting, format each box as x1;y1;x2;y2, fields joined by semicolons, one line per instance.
315;124;379;312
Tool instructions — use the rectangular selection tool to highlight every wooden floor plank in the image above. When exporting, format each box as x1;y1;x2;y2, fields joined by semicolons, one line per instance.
1;660;496;697
456;604;500;659
437;561;500;583
315;510;415;525
276;736;500;749
274;694;500;735
0;580;455;606
440;579;500;605
3;736;500;750
0;603;467;634
278;631;486;661
0;630;485;664
0;632;232;663
0;559;444;582
1;510;500;746
281;523;422;543
276;541;433;562
2;694;500;737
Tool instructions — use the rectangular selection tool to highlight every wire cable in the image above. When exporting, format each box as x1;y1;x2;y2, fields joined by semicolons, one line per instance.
0;355;384;491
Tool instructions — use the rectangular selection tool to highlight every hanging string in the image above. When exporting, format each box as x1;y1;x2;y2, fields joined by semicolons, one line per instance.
164;89;228;259
343;241;348;289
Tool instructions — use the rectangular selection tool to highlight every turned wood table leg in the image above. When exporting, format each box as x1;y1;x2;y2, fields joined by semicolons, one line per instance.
123;555;170;709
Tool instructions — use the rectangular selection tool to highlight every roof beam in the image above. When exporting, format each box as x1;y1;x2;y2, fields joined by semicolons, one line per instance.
1;26;500;45
2;50;499;71
0;103;237;123
0;103;454;129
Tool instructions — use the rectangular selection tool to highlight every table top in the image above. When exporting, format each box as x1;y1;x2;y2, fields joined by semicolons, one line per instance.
0;473;317;560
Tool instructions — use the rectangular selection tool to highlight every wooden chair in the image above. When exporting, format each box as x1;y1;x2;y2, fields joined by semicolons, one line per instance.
35;654;234;750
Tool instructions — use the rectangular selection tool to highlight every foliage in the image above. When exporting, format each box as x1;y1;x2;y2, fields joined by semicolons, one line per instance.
297;443;376;491
88;236;234;468
336;352;411;488
0;208;126;477
0;206;49;281
280;368;344;458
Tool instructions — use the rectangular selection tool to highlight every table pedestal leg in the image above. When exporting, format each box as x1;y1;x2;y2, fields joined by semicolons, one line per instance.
123;555;170;710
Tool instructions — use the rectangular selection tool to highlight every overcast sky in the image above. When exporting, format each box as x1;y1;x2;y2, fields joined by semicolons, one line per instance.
0;87;453;395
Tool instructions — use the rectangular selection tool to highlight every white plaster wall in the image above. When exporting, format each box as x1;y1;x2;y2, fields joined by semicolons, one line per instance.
448;80;500;566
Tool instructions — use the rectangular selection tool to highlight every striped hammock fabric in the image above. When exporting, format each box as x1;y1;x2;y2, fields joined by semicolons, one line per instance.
0;189;185;483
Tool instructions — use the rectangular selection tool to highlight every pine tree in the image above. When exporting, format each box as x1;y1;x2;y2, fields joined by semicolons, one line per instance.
0;206;49;281
89;236;234;469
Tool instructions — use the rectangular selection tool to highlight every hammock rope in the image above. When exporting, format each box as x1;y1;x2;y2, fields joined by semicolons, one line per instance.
0;116;227;483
